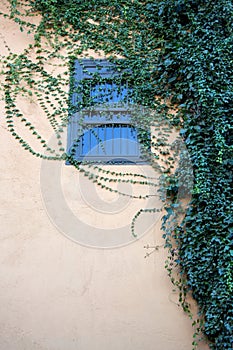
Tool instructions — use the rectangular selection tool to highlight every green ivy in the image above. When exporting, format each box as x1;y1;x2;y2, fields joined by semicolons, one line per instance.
1;1;232;348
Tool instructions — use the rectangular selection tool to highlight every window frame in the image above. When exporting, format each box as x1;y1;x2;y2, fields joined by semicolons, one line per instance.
66;59;150;164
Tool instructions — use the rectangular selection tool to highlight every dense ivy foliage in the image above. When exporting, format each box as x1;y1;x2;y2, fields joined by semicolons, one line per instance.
1;0;233;348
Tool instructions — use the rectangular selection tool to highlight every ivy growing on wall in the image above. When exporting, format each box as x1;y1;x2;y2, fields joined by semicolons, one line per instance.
1;0;232;349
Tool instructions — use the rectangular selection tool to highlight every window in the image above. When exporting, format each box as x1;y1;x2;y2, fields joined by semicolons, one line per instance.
67;59;149;164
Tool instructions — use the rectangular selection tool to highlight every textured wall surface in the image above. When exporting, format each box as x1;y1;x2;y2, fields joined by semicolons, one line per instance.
0;3;209;349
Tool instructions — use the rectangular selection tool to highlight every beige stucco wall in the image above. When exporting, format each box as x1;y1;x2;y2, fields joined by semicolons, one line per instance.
0;3;209;350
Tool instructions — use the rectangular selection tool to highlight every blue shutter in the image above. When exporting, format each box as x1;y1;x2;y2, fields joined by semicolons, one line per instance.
67;59;147;164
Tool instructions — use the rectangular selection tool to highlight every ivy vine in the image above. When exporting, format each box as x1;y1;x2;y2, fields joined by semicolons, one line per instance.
1;1;232;349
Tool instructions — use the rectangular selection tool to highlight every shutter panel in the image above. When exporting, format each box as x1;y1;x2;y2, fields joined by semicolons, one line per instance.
67;59;147;164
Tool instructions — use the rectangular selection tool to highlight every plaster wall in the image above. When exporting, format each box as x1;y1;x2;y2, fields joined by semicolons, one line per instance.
0;4;209;350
